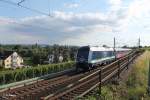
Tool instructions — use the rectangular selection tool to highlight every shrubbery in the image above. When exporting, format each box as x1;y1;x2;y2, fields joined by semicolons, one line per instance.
0;61;75;85
81;51;150;100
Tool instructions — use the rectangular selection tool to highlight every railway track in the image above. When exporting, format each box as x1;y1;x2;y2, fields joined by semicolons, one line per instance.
42;50;143;100
0;65;102;100
0;50;143;100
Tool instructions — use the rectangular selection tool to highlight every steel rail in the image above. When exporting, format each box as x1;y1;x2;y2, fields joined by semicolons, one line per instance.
43;50;143;100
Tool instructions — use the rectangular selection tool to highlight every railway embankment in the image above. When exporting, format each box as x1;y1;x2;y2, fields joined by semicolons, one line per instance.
84;51;150;100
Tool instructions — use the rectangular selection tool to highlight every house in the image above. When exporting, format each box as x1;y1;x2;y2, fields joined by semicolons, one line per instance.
44;54;54;64
58;54;63;62
48;54;54;64
44;54;64;64
0;51;24;69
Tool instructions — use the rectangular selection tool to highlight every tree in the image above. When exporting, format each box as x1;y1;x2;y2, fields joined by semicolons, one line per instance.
102;45;109;48
0;44;4;54
13;45;22;52
122;45;128;48
32;53;41;65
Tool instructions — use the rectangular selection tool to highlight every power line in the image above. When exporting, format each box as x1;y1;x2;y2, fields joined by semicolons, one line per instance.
17;0;25;5
0;0;52;17
0;0;55;31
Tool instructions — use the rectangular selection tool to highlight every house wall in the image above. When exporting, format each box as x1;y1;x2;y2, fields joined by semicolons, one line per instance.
4;56;11;69
16;56;24;68
4;52;24;69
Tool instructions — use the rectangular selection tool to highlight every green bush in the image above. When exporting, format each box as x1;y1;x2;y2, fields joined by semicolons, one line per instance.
14;71;25;81
0;73;4;85
0;62;75;85
26;68;33;79
4;71;14;84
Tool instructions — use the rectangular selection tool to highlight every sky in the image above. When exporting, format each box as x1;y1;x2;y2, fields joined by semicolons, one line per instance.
0;0;150;47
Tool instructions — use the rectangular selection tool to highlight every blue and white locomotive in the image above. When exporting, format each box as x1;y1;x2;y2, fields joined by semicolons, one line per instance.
76;46;131;71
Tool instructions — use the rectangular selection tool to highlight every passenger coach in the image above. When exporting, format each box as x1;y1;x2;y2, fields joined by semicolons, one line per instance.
76;46;131;71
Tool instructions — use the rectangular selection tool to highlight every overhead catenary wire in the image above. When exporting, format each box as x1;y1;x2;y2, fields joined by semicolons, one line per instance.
0;0;52;17
0;0;55;31
17;0;25;5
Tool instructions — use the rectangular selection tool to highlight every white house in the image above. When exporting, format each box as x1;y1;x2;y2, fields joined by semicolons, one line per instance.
0;51;24;69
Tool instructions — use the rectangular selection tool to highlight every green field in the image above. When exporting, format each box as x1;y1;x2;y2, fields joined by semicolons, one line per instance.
83;51;150;100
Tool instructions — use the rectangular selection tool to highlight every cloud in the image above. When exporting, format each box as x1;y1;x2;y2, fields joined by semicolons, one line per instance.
109;0;122;11
0;10;121;45
109;0;122;5
64;3;79;8
0;0;150;46
112;0;150;45
0;5;129;46
119;0;150;31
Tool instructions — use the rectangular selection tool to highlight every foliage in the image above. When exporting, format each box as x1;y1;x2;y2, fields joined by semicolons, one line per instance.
0;62;75;85
84;51;150;100
0;44;78;66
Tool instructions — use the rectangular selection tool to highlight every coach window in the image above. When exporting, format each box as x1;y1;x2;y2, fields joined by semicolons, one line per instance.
92;51;100;60
107;51;111;57
97;52;101;59
96;51;99;59
110;51;113;57
102;51;107;58
92;51;96;60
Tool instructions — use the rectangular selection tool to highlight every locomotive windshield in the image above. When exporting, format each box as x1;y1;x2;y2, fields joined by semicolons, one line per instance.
77;46;89;61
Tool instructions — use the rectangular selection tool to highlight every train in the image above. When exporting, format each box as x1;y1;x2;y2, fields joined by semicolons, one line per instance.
76;46;131;71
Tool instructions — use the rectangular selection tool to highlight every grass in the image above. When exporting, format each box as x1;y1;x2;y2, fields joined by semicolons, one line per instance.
82;51;150;100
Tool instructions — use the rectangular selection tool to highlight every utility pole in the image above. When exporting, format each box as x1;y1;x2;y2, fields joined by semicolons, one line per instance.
114;37;116;59
138;38;141;48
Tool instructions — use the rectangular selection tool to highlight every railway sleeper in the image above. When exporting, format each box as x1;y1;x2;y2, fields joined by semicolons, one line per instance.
59;96;71;100
62;94;75;100
72;90;84;94
23;95;31;100
69;91;81;96
0;96;10;100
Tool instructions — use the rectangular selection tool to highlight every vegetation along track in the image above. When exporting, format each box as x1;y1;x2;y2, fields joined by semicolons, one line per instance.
0;65;100;100
42;50;143;100
0;50;143;100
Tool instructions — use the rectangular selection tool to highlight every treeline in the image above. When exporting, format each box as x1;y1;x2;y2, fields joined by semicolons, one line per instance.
0;44;78;65
0;62;75;85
